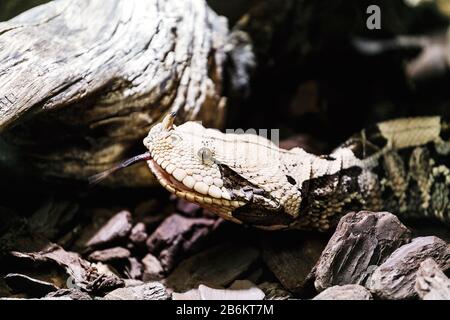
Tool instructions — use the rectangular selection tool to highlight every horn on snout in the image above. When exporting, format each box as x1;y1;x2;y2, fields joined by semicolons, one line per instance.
162;111;177;131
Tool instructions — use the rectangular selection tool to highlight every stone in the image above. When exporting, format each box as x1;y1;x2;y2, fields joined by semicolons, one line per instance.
367;236;450;300
85;210;132;248
104;282;169;300
124;258;143;280
4;273;58;298
146;213;218;272
142;253;165;281
262;231;328;293
129;223;148;245
313;284;373;300
258;282;292;300
46;289;92;300
415;258;450;300
165;243;259;292
314;211;411;292
88;247;131;262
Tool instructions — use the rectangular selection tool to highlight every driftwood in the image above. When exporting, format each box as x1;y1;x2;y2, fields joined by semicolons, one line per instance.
0;0;233;187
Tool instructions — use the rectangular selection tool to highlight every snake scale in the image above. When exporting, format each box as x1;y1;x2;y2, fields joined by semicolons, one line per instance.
93;114;450;231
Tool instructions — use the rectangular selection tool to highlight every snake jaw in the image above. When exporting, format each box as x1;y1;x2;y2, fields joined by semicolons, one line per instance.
146;158;246;223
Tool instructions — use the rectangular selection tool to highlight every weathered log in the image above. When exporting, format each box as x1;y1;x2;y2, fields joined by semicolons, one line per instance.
0;0;232;187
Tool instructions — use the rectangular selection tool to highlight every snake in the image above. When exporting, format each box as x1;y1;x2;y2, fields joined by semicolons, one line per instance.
91;113;450;231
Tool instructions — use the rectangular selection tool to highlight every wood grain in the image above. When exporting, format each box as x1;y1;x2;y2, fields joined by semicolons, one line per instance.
0;0;230;186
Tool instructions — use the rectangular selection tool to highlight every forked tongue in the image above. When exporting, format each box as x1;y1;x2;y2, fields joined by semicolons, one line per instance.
89;112;176;185
88;152;151;185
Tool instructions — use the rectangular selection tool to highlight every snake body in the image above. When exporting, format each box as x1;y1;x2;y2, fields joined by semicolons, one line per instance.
143;115;450;231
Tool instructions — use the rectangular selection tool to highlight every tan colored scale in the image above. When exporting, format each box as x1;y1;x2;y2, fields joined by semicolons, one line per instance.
141;114;450;230
382;152;409;212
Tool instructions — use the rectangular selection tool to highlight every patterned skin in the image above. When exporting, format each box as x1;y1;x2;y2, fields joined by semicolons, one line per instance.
115;114;450;231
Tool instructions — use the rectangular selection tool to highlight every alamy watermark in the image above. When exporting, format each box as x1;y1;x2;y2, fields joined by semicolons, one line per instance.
182;122;283;164
225;128;279;146
366;5;381;30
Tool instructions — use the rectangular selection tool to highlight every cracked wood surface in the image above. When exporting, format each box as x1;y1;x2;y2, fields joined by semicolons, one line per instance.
0;0;230;186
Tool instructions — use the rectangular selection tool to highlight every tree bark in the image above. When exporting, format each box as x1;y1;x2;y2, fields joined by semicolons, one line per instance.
0;0;230;186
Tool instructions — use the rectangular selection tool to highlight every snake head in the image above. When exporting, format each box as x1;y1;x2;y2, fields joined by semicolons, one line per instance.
143;113;300;229
143;113;248;223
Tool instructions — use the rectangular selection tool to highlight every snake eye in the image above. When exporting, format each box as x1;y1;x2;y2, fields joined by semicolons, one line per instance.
170;134;181;145
197;147;214;164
